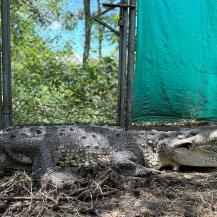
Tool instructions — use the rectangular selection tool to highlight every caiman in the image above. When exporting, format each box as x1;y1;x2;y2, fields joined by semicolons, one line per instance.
0;125;217;176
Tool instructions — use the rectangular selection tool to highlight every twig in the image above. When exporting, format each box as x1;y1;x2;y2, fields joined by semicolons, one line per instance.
1;172;22;189
70;187;89;196
0;196;73;202
36;207;45;217
2;208;9;217
100;189;119;197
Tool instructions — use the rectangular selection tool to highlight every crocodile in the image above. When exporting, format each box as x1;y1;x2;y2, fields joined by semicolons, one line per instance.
0;125;217;176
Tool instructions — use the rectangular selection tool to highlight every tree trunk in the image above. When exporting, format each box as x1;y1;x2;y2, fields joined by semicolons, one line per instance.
97;0;103;58
83;0;92;65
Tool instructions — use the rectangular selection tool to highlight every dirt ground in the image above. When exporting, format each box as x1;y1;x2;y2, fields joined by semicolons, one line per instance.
0;167;217;217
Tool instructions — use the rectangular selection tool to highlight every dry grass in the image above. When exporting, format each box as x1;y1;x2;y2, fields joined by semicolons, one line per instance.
0;167;217;217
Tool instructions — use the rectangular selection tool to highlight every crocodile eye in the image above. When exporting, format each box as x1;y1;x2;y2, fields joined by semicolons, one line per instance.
10;134;16;139
178;142;192;149
164;135;169;139
190;131;197;136
36;129;42;134
186;131;197;138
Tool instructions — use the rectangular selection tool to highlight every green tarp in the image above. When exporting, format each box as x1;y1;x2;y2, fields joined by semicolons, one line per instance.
133;0;217;121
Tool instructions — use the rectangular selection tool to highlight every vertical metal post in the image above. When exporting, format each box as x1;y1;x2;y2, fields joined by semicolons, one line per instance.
126;0;136;130
1;0;12;128
0;2;2;129
117;0;128;128
0;44;2;129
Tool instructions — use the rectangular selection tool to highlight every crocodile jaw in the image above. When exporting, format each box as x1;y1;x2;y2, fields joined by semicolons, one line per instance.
157;136;217;169
170;129;217;167
172;146;217;167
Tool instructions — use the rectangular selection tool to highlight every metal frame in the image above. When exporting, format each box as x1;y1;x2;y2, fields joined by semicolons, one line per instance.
118;0;128;128
92;5;120;35
125;0;136;130
1;0;12;128
93;0;137;130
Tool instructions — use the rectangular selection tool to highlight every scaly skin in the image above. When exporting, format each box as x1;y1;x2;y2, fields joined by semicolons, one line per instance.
0;125;217;176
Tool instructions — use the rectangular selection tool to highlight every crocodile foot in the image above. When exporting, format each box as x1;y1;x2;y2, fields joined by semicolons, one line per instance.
112;151;160;177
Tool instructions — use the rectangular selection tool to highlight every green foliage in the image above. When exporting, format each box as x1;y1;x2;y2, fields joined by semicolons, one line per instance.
10;0;118;125
13;51;118;124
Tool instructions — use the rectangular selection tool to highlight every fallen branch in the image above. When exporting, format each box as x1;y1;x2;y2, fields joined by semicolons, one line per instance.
0;196;70;202
0;189;119;203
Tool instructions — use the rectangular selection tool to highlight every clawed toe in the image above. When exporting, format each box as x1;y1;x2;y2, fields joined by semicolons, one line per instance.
135;168;161;177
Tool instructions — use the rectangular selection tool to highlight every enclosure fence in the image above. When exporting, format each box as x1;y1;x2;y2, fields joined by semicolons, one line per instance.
3;0;216;129
0;0;137;130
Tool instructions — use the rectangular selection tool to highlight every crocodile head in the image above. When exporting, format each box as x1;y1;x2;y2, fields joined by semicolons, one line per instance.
157;129;217;169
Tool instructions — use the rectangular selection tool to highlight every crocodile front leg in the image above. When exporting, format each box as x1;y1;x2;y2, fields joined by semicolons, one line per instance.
31;142;55;175
112;151;160;177
0;137;55;176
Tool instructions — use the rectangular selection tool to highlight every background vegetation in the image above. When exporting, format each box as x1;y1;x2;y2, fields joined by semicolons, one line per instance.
10;0;119;125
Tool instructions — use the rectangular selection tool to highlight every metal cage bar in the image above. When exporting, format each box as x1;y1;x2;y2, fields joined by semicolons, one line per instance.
117;0;129;128
125;0;137;130
1;0;12;128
